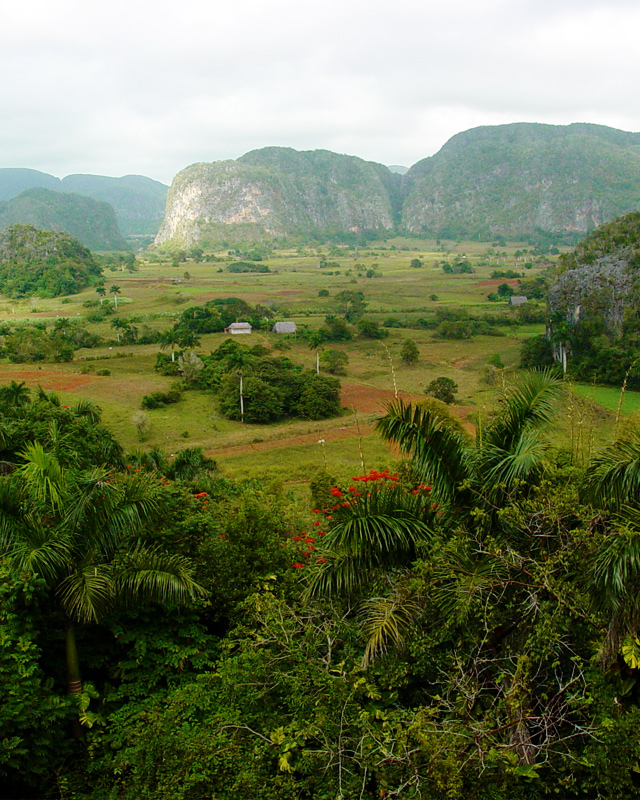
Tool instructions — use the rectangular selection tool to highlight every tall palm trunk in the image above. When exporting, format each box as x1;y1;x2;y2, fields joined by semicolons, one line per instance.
65;621;82;695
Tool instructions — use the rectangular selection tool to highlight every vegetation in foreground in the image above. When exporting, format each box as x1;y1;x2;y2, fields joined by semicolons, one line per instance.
4;372;640;798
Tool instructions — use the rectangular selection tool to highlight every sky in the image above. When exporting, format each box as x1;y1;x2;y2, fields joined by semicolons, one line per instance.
2;0;640;185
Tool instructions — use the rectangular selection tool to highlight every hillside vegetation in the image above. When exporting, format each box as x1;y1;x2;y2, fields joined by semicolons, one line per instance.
156;123;640;246
0;169;168;237
0;224;101;297
546;211;640;386
0;188;127;250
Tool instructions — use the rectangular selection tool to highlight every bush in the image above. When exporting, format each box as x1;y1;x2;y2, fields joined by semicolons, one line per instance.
296;374;342;420
400;339;419;365
141;390;182;410
520;336;555;369
320;350;349;375
426;377;458;404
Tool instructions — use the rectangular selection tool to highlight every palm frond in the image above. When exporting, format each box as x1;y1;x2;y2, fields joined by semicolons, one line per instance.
591;528;640;606
113;543;206;606
57;564;115;623
73;399;102;424
360;590;421;668
305;487;433;598
484;369;562;452
479;427;549;500
375;399;471;503
582;432;640;510
431;546;510;623
17;442;65;510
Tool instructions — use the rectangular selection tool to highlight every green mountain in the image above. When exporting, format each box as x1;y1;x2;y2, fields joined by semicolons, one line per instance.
547;211;640;386
0;188;127;250
156;124;640;245
0;224;102;297
402;123;640;239
0;169;168;237
155;148;403;246
0;168;61;200
60;174;168;236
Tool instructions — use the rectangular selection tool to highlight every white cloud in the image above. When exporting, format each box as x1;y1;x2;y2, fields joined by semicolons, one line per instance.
1;0;639;182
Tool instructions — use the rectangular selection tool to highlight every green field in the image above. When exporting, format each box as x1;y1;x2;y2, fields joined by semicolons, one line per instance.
0;237;594;483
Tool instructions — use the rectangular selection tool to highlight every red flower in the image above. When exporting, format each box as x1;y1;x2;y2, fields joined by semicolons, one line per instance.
312;521;320;526
304;537;315;543
194;492;208;498
317;557;327;564
292;562;305;569
330;487;343;497
312;509;322;514
293;536;304;542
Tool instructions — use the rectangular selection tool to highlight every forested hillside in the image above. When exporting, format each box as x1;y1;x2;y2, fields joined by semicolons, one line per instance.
0;224;102;297
0;169;168;238
156;123;640;246
0;189;127;250
546;211;640;386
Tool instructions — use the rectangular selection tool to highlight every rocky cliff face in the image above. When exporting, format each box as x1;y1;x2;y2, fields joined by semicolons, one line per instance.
155;148;400;246
156;124;640;246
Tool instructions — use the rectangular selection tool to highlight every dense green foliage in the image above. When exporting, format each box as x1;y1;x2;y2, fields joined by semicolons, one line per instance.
210;341;342;423
0;224;102;297
157;125;640;247
547;211;640;387
8;372;640;797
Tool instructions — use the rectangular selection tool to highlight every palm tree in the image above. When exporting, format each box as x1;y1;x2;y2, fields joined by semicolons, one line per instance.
110;285;121;310
0;380;30;408
376;369;563;520
580;431;640;662
0;443;205;698
305;480;434;599
160;328;181;362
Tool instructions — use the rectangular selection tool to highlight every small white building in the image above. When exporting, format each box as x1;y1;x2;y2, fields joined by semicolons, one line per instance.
272;321;297;334
509;295;528;307
225;322;252;335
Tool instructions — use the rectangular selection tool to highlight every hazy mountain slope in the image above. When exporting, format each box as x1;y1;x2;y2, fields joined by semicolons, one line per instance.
0;168;61;200
0;188;127;250
61;174;168;235
155;148;401;246
0;170;168;237
402;123;640;238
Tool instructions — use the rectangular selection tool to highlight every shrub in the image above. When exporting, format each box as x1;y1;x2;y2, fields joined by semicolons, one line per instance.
426;377;458;404
141;390;182;410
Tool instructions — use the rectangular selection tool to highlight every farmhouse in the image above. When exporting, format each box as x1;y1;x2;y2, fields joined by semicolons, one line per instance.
509;295;528;307
272;321;297;334
225;322;252;335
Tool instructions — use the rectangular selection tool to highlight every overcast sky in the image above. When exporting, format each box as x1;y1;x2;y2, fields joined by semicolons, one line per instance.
2;0;639;185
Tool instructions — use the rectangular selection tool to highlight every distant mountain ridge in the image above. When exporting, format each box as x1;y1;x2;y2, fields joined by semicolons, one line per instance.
155;123;640;246
0;189;127;251
0;169;168;238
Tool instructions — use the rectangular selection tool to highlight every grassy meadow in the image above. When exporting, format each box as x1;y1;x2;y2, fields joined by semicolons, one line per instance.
0;237;634;484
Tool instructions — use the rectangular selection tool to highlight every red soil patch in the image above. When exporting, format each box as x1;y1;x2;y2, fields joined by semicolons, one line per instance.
0;368;100;392
206;383;476;460
340;383;422;414
475;279;520;287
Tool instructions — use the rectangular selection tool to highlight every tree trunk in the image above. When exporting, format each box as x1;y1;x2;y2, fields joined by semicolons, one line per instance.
65;622;82;695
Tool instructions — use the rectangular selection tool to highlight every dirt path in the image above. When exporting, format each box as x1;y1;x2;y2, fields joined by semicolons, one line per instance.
207;383;476;460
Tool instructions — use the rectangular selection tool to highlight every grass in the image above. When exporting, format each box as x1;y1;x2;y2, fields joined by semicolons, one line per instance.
0;237;575;482
573;383;640;417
